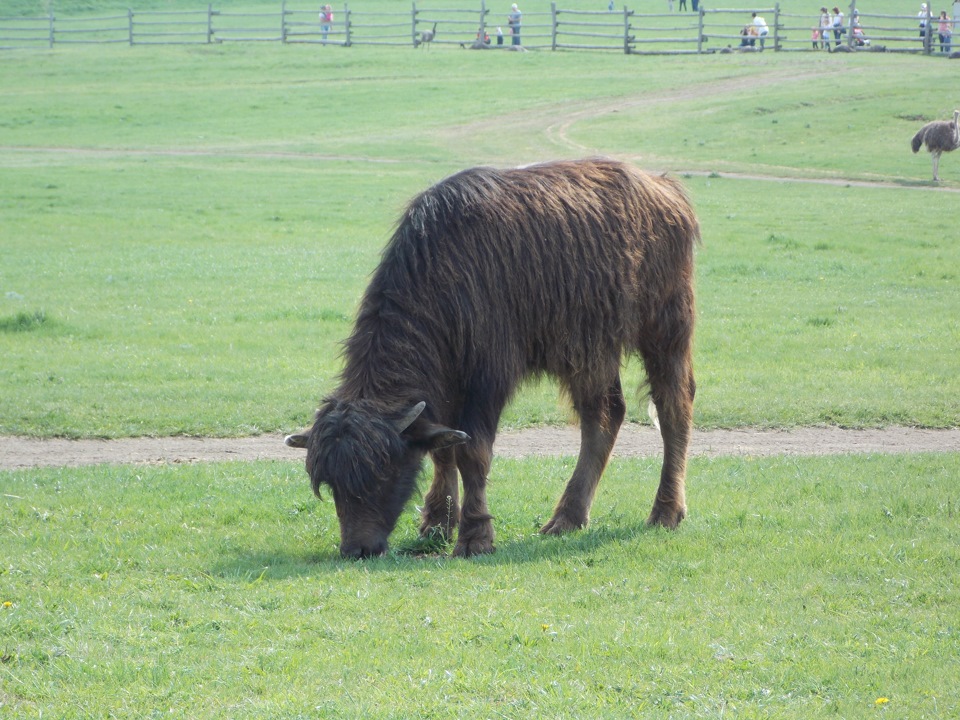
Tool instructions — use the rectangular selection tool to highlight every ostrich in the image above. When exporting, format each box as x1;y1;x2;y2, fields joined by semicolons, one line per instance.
416;22;437;48
911;109;960;181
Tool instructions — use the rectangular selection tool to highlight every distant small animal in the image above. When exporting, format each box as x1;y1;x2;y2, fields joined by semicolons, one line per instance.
285;158;700;559
415;22;437;48
911;109;960;181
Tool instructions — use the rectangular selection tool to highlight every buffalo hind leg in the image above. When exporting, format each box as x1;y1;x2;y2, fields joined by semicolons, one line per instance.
541;376;626;535
453;438;496;557
419;447;460;542
646;352;695;529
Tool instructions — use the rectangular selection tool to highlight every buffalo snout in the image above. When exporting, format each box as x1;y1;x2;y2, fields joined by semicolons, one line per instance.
340;537;388;559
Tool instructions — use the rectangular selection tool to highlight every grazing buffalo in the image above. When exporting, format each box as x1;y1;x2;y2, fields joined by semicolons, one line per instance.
286;158;700;558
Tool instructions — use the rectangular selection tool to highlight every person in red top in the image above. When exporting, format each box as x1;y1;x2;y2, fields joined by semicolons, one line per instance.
937;10;953;53
319;4;334;45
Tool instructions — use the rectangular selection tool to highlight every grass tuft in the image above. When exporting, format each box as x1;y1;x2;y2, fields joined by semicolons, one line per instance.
0;310;50;333
394;525;452;557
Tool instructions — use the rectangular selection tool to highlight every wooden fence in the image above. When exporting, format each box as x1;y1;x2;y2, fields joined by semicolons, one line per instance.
0;1;955;54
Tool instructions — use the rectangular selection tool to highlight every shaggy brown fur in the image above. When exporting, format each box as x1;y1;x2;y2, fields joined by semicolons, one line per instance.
287;158;700;558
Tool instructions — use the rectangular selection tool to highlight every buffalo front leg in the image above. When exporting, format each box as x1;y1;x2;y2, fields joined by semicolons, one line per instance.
419;447;460;541
452;440;495;557
541;377;626;535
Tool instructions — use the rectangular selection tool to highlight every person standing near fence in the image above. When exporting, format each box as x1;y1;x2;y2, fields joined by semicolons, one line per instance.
319;4;333;44
918;3;930;40
508;3;522;45
752;12;769;49
818;7;831;49
937;9;953;52
830;6;844;47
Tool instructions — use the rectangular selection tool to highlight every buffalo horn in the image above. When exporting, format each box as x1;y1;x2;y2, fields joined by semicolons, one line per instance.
395;401;426;433
284;433;309;448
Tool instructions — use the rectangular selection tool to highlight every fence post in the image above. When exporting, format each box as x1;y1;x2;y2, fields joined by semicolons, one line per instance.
551;2;557;50
845;0;855;48
128;8;134;46
344;3;352;46
48;11;55;47
480;0;487;42
281;0;287;43
207;4;214;44
623;6;631;53
953;1;960;53
772;3;779;50
697;5;704;53
412;1;417;46
923;4;932;53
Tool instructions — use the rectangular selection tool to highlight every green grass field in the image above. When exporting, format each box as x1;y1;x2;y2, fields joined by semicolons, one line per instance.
2;34;959;720
3;455;959;718
2;46;958;436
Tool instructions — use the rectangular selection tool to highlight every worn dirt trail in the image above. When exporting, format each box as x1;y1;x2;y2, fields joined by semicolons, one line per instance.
2;426;959;470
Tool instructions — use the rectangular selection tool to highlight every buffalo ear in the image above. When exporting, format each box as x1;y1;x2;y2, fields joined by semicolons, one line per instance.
417;426;471;451
285;433;309;448
395;401;469;450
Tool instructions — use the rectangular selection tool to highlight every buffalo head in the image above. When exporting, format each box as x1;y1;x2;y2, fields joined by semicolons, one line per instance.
285;399;468;558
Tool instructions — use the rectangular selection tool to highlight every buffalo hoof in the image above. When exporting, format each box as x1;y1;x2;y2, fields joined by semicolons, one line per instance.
452;538;495;557
539;514;587;535
647;503;686;529
419;503;460;541
452;524;495;557
418;520;456;543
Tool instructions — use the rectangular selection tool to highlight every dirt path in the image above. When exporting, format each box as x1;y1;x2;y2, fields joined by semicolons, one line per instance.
2;426;959;470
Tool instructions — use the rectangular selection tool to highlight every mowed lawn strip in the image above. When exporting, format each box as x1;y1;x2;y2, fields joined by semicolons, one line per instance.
2;453;958;718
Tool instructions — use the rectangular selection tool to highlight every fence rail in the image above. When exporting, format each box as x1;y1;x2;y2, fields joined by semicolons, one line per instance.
1;1;955;54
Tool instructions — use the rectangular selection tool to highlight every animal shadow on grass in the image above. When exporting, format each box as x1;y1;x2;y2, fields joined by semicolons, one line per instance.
468;519;665;566
370;514;664;570
209;521;662;578
893;177;956;188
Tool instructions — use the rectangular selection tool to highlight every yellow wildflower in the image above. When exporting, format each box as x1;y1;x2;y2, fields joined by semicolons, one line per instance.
875;697;890;706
